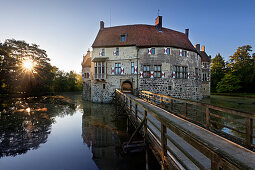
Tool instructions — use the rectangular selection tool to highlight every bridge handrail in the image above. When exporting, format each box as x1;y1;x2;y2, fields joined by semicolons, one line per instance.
139;90;254;150
115;89;255;169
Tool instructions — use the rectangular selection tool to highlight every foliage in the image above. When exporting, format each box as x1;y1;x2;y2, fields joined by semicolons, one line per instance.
210;53;225;92
216;73;241;93
0;39;82;96
211;45;255;93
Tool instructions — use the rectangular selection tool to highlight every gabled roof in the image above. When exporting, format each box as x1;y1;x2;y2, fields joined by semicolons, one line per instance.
200;51;211;62
92;24;198;53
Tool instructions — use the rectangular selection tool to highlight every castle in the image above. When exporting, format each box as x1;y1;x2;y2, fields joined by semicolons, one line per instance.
82;16;211;103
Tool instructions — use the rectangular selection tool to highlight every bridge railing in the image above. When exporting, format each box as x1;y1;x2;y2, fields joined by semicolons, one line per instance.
139;90;255;150
115;89;255;169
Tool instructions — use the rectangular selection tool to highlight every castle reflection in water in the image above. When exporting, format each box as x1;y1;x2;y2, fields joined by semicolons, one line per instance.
81;101;155;170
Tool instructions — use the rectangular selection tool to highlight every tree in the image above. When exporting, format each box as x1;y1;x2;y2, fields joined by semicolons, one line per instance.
0;39;54;95
228;45;255;92
216;73;241;93
210;53;225;92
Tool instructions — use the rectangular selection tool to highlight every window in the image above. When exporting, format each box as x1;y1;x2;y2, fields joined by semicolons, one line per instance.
94;62;106;79
202;62;208;68
182;50;187;57
180;88;183;93
103;84;106;89
102;49;105;56
167;48;171;54
174;66;188;79
84;73;90;78
195;68;198;79
116;48;119;56
168;86;172;90
143;65;150;78
115;63;121;75
203;73;207;81
131;62;134;74
120;34;127;42
151;48;155;54
154;65;161;78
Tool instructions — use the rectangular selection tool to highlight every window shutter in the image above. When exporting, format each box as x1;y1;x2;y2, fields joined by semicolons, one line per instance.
161;72;165;78
188;73;190;79
172;71;176;78
139;71;143;78
148;48;152;55
134;66;137;74
111;67;115;75
150;71;154;78
179;49;182;56
187;51;190;57
99;52;102;56
113;51;116;56
121;67;124;75
164;48;167;54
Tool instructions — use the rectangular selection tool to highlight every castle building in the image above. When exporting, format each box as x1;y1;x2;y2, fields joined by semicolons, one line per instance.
82;16;211;103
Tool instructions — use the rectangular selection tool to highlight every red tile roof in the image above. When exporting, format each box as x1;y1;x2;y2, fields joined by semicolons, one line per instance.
200;51;211;62
92;24;198;53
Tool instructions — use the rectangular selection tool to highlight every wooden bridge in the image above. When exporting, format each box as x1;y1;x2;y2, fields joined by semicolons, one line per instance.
115;89;255;170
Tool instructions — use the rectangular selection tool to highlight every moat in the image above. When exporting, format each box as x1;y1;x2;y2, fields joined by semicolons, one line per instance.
0;93;159;170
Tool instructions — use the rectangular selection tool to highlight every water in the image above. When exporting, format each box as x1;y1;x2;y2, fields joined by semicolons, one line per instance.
202;95;255;113
0;93;159;170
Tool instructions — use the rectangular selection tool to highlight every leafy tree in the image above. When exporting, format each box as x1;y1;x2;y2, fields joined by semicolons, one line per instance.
210;53;225;92
0;39;54;95
216;73;241;93
228;45;255;92
1;38;83;96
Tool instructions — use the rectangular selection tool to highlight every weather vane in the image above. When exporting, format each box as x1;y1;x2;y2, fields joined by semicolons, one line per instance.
157;9;160;16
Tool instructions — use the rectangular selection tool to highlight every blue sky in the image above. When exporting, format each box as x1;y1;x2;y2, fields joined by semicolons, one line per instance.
1;0;254;72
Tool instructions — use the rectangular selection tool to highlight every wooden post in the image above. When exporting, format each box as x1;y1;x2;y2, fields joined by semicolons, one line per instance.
130;99;132;113
184;103;187;118
246;117;253;148
206;107;210;129
144;110;147;141
153;95;156;105
160;97;163;107
161;123;167;169
170;99;173;112
135;104;138;119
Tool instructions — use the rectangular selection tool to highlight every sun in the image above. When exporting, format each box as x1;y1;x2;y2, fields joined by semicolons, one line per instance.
22;59;35;71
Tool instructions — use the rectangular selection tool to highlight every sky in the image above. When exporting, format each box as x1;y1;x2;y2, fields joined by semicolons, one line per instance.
0;0;254;73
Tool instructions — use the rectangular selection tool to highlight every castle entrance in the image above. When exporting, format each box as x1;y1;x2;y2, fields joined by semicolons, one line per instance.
121;81;132;92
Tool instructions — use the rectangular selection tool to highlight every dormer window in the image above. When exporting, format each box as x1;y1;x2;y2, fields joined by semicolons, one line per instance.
120;34;127;42
102;49;105;56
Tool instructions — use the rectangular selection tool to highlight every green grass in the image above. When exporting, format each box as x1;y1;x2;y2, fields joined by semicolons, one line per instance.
211;92;255;98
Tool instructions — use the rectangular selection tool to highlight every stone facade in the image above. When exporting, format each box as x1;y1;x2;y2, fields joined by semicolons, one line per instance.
82;50;92;100
138;47;202;100
89;46;138;103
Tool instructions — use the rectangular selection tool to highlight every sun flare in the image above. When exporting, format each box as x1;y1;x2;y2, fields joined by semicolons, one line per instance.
22;59;35;71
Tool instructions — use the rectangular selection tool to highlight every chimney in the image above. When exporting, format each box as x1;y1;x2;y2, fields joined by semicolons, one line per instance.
195;44;200;51
185;29;189;38
155;16;162;31
100;21;104;30
201;45;205;52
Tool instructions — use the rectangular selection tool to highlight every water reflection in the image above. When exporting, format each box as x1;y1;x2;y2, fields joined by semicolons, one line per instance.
0;95;77;158
0;94;159;170
82;101;159;170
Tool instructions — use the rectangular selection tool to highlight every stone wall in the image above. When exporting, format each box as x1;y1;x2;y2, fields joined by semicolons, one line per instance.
138;47;203;100
90;46;139;103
